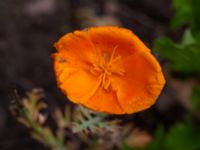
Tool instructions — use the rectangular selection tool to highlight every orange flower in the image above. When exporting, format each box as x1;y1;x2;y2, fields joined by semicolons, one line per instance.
52;26;165;114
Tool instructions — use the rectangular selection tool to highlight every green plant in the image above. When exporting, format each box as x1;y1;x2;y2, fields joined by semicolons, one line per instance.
154;29;200;74
171;0;200;35
142;0;200;150
138;121;200;150
10;88;124;150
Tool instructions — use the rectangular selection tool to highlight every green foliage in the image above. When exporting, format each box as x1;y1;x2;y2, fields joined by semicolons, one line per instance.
166;122;200;150
141;127;166;150
73;106;104;133
120;144;134;150
152;0;200;149
155;0;200;74
191;85;200;112
171;0;192;30
154;29;200;73
171;0;200;34
72;106;116;133
54;105;119;134
139;122;200;150
11;89;68;150
11;89;120;150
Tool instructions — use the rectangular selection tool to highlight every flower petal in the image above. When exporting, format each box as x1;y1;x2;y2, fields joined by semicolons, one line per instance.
111;51;165;114
54;30;96;69
53;53;101;104
84;87;124;114
87;26;150;57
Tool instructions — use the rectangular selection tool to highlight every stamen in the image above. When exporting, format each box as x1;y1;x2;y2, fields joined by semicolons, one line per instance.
110;46;118;62
90;45;125;90
110;55;121;64
101;73;111;90
107;46;118;66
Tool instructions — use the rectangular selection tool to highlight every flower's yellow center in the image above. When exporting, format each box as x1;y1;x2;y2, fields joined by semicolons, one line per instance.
90;47;125;90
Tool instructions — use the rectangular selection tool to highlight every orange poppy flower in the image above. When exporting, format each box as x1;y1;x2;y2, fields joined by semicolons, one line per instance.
52;26;165;114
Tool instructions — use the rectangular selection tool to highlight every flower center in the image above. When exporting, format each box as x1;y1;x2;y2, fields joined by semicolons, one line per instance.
90;47;125;90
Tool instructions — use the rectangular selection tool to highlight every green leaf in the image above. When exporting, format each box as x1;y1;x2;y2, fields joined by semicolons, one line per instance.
191;85;200;112
120;144;133;150
140;122;200;150
171;0;200;34
72;106;117;134
154;30;200;74
171;0;192;30
166;122;200;150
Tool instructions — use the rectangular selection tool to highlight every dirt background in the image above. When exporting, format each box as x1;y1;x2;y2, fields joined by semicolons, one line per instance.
0;0;185;149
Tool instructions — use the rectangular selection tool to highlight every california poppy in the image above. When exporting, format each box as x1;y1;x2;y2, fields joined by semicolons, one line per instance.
52;26;165;114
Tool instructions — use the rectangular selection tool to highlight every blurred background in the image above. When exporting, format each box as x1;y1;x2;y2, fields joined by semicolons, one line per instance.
1;0;200;150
